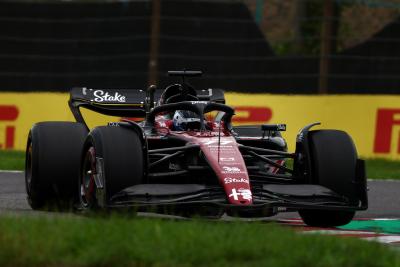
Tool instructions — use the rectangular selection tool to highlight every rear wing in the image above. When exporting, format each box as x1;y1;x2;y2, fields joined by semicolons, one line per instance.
69;87;148;128
69;87;225;128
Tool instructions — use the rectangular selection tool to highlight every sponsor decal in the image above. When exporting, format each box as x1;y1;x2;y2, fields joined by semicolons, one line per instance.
92;90;126;103
3;92;400;160
222;166;241;172
229;188;252;201
220;157;235;162
190;101;208;105
374;109;400;153
0;105;18;149
203;140;233;145
224;177;249;184
221;166;246;174
232;107;272;123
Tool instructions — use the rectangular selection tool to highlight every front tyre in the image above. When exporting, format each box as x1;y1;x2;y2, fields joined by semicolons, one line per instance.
79;126;145;211
298;130;358;227
299;210;355;227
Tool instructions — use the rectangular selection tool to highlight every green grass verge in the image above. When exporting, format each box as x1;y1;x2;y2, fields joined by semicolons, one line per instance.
365;158;400;180
1;150;400;180
0;150;24;171
0;215;398;267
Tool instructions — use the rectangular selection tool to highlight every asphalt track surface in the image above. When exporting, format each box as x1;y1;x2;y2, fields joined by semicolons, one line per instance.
0;171;399;219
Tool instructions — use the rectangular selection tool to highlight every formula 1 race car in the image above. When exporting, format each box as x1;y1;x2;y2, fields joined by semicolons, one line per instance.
25;70;368;227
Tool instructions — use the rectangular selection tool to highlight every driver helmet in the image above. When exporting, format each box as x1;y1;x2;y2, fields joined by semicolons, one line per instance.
173;110;201;131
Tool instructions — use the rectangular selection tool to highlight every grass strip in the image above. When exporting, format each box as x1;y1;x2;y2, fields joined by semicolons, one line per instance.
0;215;398;267
1;150;400;180
0;150;24;171
365;158;400;180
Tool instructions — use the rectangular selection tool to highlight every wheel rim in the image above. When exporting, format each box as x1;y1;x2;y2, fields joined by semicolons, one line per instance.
80;147;97;208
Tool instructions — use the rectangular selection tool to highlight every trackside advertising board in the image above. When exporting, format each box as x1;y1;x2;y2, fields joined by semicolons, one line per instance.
0;92;400;160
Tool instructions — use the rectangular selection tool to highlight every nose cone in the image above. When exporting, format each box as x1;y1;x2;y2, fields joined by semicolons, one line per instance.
197;135;253;205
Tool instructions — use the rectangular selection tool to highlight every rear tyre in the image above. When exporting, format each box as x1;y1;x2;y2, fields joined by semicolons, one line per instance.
298;130;357;227
26;122;87;210
79;126;144;211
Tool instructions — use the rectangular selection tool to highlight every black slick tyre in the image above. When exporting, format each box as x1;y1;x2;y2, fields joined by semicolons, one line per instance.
25;122;88;210
298;130;358;227
79;126;144;210
299;210;355;227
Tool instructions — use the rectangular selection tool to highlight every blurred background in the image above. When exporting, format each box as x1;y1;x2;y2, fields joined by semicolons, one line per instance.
2;0;400;159
2;0;400;93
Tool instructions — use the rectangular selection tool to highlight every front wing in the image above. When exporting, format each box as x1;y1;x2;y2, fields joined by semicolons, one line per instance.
107;183;367;215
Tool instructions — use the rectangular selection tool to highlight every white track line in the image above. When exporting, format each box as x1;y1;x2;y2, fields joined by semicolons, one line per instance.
0;170;23;173
368;179;400;182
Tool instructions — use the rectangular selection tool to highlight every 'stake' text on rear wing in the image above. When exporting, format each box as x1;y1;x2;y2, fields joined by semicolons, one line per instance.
69;87;225;129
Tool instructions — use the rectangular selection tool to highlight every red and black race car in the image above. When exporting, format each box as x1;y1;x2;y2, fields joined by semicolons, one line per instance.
25;71;367;227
